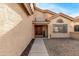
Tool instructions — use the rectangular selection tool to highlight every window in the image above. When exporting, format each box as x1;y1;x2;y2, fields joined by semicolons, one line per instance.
53;24;67;33
57;19;64;23
74;25;79;32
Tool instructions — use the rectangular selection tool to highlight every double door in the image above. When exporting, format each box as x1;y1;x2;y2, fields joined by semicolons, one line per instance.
35;25;48;38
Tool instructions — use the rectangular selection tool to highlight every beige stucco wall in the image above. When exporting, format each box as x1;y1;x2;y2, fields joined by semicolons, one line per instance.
34;10;74;38
34;10;45;21
44;13;54;19
0;4;23;37
70;22;79;33
70;22;79;39
48;16;74;38
70;32;79;39
0;3;34;56
73;22;79;27
34;10;53;22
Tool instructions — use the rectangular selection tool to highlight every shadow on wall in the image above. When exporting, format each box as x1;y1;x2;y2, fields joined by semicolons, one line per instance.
0;4;22;37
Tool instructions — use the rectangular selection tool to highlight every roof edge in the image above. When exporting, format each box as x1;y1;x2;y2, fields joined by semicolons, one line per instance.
34;4;57;15
48;12;75;21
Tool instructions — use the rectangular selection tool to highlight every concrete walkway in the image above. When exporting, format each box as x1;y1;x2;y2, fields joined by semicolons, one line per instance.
28;38;49;56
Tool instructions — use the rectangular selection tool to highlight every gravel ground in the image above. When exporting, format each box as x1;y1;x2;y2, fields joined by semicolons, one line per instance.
43;38;79;56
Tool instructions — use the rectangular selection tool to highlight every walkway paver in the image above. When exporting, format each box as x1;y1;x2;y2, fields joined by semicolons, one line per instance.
28;38;48;56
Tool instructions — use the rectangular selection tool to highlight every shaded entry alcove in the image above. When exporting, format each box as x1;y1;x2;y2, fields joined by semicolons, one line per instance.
35;25;48;38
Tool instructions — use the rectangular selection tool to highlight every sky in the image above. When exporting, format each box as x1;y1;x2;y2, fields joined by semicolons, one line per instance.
36;3;79;17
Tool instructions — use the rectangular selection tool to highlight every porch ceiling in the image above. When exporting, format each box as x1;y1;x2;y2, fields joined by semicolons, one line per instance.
32;21;49;25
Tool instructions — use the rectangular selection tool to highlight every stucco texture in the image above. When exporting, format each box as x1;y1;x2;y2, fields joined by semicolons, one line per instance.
48;16;73;38
0;3;34;56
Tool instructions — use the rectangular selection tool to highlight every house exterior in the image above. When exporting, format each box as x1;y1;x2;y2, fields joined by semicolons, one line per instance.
0;3;79;56
48;13;74;38
0;3;35;56
33;6;56;38
73;16;79;32
70;17;79;39
33;6;75;39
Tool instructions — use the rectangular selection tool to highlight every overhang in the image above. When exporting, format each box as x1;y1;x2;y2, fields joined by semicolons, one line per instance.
32;21;49;25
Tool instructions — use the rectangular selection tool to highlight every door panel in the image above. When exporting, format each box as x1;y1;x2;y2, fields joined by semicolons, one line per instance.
35;26;42;35
35;25;43;38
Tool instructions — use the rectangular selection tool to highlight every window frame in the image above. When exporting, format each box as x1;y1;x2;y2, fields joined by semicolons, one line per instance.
74;25;79;32
53;24;67;33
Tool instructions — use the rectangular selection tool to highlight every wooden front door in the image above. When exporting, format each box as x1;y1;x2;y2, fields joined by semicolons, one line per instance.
35;25;48;38
35;25;43;38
